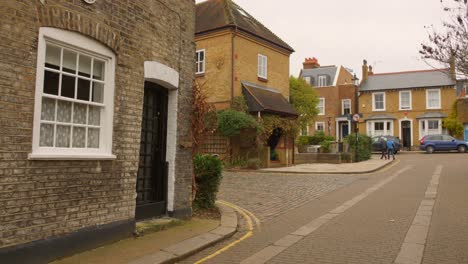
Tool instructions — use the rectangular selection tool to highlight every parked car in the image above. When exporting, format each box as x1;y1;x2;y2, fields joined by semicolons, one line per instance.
371;136;401;154
420;134;468;153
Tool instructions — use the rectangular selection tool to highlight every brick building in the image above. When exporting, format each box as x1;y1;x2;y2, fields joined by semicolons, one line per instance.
195;0;297;166
299;57;357;141
358;61;457;149
0;0;195;262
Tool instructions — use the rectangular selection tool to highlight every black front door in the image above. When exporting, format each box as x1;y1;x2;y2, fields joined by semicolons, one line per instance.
402;121;411;149
135;82;169;221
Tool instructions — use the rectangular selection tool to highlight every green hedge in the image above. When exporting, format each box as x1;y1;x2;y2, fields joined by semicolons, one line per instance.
345;133;372;162
217;109;260;137
296;131;335;146
193;154;223;209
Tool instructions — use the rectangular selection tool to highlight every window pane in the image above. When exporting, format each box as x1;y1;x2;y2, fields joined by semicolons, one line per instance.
73;103;87;124
56;125;71;147
72;127;86;148
57;100;72;123
77;78;91;101
43;70;60;95
199;51;204;61
92;82;104;103
62;50;77;74
93;59;105;80
61;74;76;98
88;128;100;148
41;98;56;121
88;106;101;126
78;54;92;77
39;123;54;147
45;45;61;70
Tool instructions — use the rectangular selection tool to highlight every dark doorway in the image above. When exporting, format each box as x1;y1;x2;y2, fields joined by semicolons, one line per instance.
268;128;282;161
339;122;349;141
135;82;169;221
401;121;411;150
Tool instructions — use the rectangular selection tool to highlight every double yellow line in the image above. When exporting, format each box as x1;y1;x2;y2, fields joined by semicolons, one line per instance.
194;200;260;264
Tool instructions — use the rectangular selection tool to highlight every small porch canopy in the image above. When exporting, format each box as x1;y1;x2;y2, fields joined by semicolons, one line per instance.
364;114;396;121
241;81;298;118
415;112;448;119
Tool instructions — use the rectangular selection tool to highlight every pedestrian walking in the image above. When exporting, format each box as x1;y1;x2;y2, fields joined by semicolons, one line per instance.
380;137;387;160
387;138;396;160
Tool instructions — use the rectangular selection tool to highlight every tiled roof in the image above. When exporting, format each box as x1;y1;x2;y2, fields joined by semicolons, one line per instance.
415;112;448;119
300;66;338;87
241;81;298;118
360;69;455;91
195;0;294;52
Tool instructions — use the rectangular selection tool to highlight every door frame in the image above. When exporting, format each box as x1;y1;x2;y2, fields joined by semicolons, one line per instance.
399;118;413;147
335;117;351;142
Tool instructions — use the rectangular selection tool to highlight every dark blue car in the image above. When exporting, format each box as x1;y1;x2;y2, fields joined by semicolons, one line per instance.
420;134;468;154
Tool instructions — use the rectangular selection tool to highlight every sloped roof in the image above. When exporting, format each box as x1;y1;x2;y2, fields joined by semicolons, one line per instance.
196;0;294;53
300;66;338;87
241;81;298;118
360;69;455;91
416;112;448;119
364;114;396;121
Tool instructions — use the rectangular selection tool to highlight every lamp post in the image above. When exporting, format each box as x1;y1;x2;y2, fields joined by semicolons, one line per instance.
352;74;360;162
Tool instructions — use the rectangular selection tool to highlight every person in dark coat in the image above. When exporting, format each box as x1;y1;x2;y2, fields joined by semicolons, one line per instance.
380;137;387;160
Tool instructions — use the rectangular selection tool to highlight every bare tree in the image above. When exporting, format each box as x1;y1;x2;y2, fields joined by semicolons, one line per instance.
420;0;468;78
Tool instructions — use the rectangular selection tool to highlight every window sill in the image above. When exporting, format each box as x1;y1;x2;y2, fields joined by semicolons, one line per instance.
399;108;412;111
195;72;205;77
372;109;386;112
257;76;268;82
28;152;117;160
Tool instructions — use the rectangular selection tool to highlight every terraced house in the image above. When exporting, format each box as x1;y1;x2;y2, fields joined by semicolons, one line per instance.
358;61;457;150
0;0;195;262
195;0;297;166
299;57;357;141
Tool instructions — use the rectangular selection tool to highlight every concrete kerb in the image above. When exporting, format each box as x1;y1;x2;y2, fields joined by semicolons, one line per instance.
128;203;238;264
226;159;395;175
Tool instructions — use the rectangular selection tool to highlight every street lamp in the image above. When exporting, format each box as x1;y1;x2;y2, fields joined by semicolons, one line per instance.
352;74;360;162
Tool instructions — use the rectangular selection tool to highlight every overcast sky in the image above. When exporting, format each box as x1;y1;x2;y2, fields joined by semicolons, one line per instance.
196;0;449;79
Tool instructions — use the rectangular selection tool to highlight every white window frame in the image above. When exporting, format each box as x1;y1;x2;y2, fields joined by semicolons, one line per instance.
366;120;393;137
399;90;412;110
426;89;441;109
372;92;386;111
195;49;205;74
29;27;116;160
257;54;268;79
419;119;442;139
318;75;327;87
318;97;325;115
341;99;351;115
315;122;325;132
303;76;311;85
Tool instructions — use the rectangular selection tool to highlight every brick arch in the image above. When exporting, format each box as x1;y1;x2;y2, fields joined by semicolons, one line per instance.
36;5;121;52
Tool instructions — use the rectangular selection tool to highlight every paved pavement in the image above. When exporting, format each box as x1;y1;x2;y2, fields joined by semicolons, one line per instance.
260;155;392;174
181;153;468;264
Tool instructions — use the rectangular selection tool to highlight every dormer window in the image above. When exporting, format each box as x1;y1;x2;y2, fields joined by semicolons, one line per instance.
303;76;311;85
317;75;327;87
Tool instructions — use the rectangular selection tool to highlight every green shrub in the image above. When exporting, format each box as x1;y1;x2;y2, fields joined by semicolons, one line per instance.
345;133;372;162
193;154;223;209
217;109;260;137
319;141;332;153
296;136;310;146
309;131;335;145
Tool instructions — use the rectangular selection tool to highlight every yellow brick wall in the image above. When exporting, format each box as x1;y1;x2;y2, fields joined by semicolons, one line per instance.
358;87;457;147
195;31;233;104
233;33;291;99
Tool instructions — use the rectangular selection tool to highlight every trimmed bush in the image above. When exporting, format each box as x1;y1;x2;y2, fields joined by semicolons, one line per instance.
217;109;260;137
309;131;335;145
193;154;223;209
345;133;372;162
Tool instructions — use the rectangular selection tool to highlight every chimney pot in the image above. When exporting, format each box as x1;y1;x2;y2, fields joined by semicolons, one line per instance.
303;57;321;69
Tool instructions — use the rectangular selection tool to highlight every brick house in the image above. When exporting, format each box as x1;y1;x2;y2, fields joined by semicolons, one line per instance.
456;80;468;140
299;57;357;141
0;0;194;262
195;0;297;166
358;61;457;150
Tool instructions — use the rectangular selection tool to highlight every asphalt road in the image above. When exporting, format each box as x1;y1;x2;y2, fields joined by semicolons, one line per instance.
180;153;468;264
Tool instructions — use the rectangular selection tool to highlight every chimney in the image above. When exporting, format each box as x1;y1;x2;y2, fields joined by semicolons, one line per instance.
362;59;369;82
303;57;320;69
369;65;374;75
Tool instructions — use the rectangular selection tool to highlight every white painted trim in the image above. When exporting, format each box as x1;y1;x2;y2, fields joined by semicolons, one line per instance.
318;97;325;115
144;61;179;90
315;121;325;132
317;75;327;87
144;61;180;213
398;118;414;147
418;118;442;140
426;88;441;109
333;65;341;86
399;90;412;111
341;99;351;115
30;27;115;159
195;49;205;74
372;92;386;111
366;120;394;137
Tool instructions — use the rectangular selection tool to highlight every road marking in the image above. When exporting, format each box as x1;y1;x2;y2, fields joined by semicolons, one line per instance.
194;201;257;264
394;165;443;264
219;200;261;229
240;165;412;264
